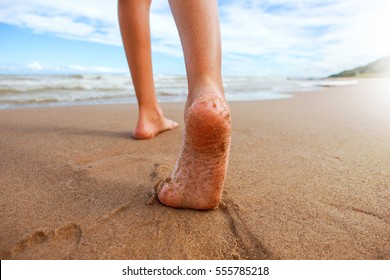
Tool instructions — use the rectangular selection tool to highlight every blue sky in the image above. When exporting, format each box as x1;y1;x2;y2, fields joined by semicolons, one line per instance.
0;0;389;77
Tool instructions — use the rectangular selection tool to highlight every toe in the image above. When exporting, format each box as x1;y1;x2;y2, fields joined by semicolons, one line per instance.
171;121;179;129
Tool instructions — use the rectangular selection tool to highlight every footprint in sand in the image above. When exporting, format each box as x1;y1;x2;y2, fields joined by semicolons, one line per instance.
4;223;82;259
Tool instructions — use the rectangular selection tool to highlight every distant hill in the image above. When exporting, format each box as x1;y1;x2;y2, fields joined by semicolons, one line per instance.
329;56;390;78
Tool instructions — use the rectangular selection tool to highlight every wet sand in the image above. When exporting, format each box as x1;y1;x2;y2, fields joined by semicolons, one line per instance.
0;78;389;259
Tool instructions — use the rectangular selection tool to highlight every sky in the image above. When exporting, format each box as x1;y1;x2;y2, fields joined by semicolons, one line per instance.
0;0;389;77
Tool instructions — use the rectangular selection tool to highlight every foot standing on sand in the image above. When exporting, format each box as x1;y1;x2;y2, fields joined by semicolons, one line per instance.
118;0;231;210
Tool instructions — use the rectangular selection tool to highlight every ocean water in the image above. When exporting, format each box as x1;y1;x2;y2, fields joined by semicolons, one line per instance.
0;74;336;110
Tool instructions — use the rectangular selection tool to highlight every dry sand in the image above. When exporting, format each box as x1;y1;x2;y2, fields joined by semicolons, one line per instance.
0;78;389;260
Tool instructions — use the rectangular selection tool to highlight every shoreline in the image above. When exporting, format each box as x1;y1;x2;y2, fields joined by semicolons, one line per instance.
0;78;389;259
1;75;366;111
2;76;386;112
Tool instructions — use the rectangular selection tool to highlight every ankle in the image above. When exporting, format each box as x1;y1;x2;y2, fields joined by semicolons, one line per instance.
188;75;223;94
138;104;164;121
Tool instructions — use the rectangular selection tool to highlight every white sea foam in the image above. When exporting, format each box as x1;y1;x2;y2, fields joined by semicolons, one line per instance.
0;74;356;110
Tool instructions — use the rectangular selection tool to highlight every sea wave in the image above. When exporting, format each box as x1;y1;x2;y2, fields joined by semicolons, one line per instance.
0;74;355;110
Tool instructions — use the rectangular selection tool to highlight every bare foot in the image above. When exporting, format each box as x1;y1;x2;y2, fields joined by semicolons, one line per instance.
133;111;178;139
157;88;231;210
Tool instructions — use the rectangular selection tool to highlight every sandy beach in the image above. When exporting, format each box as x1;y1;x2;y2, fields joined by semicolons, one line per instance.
0;78;389;260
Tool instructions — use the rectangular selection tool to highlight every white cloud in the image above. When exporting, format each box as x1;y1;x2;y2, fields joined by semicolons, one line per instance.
0;0;389;76
65;64;127;74
27;61;43;71
219;0;390;76
0;0;122;45
0;62;127;74
0;0;178;47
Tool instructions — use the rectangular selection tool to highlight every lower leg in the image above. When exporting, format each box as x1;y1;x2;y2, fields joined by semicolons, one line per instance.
157;0;231;210
118;0;177;139
169;0;224;104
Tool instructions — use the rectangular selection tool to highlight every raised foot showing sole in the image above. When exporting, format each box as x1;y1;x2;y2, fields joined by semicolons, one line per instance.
157;92;231;210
